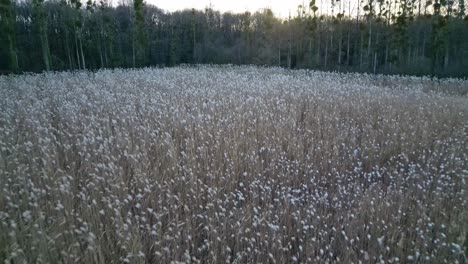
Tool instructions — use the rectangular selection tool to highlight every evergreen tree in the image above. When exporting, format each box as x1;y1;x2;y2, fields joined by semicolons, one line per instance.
33;0;52;71
0;0;19;72
134;0;147;67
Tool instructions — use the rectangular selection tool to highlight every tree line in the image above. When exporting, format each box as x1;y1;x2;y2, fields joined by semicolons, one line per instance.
1;0;467;77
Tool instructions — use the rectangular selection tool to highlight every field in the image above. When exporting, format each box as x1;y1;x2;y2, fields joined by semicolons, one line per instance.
0;66;467;263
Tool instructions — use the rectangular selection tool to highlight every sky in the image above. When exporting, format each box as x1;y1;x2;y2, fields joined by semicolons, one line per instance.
144;0;310;17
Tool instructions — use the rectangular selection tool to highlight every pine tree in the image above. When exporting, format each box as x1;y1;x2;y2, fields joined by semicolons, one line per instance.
33;0;52;71
134;0;147;67
0;0;19;72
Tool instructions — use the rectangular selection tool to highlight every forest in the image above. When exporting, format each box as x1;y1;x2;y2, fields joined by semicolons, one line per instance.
1;1;468;263
1;0;468;77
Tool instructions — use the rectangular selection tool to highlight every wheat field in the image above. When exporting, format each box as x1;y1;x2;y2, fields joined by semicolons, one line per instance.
0;66;467;263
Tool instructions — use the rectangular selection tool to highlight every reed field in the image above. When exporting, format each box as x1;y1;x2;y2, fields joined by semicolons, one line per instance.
0;66;467;263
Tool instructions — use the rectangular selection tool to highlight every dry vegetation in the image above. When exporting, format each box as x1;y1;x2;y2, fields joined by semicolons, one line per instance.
0;66;467;263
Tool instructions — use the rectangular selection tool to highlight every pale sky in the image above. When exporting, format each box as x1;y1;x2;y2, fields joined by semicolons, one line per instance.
145;0;310;17
142;0;360;18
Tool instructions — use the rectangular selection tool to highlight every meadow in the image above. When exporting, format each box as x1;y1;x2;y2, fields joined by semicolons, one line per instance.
0;66;467;263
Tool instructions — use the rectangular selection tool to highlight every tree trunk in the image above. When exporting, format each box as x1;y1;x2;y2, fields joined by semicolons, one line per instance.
444;43;449;70
346;31;350;66
360;32;364;69
367;20;372;67
338;26;342;65
407;45;411;68
100;46;104;68
287;17;292;69
104;40;109;67
75;29;81;70
7;35;19;72
132;37;136;68
373;52;377;73
64;29;73;69
324;34;329;68
278;46;281;67
422;31;426;58
40;33;51;71
309;37;313;67
98;33;104;68
193;16;196;63
79;33;86;70
316;29;321;66
385;42;389;70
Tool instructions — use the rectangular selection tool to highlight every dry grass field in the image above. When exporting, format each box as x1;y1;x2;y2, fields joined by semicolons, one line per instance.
0;66;467;263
